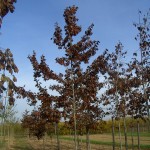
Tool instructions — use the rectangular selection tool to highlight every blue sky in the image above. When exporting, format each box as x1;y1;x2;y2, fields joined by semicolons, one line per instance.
0;0;149;119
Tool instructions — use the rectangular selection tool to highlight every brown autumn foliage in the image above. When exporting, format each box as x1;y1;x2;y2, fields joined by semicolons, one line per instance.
23;7;110;149
21;110;46;140
0;0;36;110
0;0;16;28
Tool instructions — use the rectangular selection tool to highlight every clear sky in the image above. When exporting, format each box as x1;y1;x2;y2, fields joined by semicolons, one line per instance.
0;0;149;119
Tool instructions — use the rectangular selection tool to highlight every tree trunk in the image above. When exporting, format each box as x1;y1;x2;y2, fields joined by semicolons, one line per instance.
8;124;10;149
3;119;5;141
131;125;134;150
130;114;134;150
73;95;77;150
0;119;3;143
123;117;128;150
43;136;45;150
137;120;140;150
11;125;14;146
27;128;29;140
77;134;80;149
7;125;9;148
86;127;90;150
118;120;122;150
112;117;115;150
55;122;60;150
146;101;150;132
71;60;78;150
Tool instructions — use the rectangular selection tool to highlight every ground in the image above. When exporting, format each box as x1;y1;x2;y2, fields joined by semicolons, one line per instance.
0;133;150;150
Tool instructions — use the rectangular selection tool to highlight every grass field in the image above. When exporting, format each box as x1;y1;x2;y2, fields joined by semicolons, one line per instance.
0;132;150;150
61;133;150;150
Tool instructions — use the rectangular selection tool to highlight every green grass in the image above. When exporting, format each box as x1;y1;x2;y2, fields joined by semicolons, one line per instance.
127;132;150;137
104;132;150;137
60;136;113;146
1;133;150;149
60;136;150;149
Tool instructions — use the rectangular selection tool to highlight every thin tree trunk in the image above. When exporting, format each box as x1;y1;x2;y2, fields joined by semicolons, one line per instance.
43;136;45;150
11;125;14;146
55;122;60;150
131;114;134;150
7;123;10;149
3;119;5;141
137;119;140;150
86;127;90;150
77;133;80;149
112;117;115;150
123;117;128;150
71;60;78;150
27;128;30;141
80;130;83;147
131;125;134;150
0;119;2;143
72;92;77;150
118;120;122;150
146;101;150;132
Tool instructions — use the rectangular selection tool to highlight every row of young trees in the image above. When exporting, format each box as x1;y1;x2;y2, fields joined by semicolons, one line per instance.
0;1;149;150
21;6;150;150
